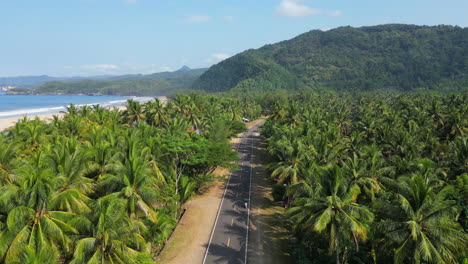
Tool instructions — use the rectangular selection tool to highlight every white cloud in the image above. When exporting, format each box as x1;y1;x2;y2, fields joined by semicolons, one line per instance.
213;53;231;60
160;66;173;72
81;64;119;70
328;10;342;17
206;53;231;64
276;0;321;18
67;63;158;75
181;15;211;24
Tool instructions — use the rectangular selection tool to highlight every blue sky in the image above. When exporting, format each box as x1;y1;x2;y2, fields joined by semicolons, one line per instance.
1;0;467;77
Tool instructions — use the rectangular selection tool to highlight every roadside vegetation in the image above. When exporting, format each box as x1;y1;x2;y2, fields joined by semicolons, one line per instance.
0;94;261;263
262;91;468;264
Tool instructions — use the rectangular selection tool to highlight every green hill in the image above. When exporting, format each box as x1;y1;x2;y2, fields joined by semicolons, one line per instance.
35;67;207;96
193;24;468;92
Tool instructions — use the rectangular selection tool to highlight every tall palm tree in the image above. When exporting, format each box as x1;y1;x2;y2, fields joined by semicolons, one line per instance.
268;139;307;184
0;136;16;185
0;152;78;263
287;164;374;264
99;135;163;221
47;136;94;195
70;196;150;264
144;99;169;127
124;100;146;125
343;152;381;201
61;103;79;118
377;174;467;264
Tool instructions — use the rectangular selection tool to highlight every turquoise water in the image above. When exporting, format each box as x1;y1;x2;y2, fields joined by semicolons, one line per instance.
0;91;152;118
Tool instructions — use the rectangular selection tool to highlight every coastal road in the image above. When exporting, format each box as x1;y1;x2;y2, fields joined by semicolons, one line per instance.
202;121;263;264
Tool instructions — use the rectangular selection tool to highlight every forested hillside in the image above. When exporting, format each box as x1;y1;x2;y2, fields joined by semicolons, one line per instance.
33;67;207;96
193;24;468;92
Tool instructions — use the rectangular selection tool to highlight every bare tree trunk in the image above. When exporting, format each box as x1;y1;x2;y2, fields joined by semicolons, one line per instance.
342;247;348;264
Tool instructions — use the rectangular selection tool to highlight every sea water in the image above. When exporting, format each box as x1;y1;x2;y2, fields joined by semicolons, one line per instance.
0;91;153;118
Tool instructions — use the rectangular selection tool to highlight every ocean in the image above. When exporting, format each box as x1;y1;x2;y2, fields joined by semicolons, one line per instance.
0;91;153;118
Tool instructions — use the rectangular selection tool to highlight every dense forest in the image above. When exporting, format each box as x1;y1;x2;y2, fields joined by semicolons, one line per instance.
261;91;467;263
28;68;207;96
193;24;468;93
0;94;261;263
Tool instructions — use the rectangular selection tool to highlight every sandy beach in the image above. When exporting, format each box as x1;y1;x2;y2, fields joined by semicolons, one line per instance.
0;97;166;132
0;113;63;131
0;106;129;132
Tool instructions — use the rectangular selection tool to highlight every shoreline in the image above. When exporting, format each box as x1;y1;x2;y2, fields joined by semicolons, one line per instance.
0;106;124;132
0;106;127;132
0;113;64;131
0;96;166;132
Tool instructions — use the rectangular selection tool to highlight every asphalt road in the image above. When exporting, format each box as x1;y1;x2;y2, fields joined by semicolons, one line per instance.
202;122;262;264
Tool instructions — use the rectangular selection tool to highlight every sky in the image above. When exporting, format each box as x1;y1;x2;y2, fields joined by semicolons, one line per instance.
1;0;467;77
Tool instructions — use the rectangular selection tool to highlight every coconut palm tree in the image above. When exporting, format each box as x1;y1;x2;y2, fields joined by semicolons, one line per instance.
0;152;78;263
268;139;307;184
145;99;169;127
343;152;381;201
0;136;16;185
99;134;163;222
287;164;374;264
70;196;150;264
124;99;146;125
377;174;467;264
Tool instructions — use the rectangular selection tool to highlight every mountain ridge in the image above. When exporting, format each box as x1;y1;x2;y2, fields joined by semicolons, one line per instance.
193;24;468;93
1;67;206;89
30;68;208;96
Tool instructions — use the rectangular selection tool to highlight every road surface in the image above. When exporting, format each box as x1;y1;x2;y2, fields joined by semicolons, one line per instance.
202;122;262;264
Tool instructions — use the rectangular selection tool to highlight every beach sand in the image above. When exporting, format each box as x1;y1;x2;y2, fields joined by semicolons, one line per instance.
0;106;128;132
0;96;166;132
0;113;64;131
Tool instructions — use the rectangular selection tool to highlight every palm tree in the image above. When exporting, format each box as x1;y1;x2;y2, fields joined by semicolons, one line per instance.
343;152;381;201
0;152;78;263
61;103;79;118
0;136;16;185
268;139;307;184
124;99;146;125
15;118;47;148
99;134;163;221
377;174;467;264
70;196;150;264
145;99;169;127
47;136;94;195
287;164;374;264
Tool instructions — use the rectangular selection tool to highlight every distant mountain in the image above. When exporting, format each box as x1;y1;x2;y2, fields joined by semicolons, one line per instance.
1;66;206;89
0;75;112;88
104;67;206;81
177;65;191;71
193;24;468;92
33;67;208;96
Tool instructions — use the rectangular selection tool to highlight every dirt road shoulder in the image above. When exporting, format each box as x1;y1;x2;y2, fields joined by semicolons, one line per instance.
157;119;265;264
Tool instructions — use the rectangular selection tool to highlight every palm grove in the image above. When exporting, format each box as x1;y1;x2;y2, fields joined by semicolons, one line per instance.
0;94;261;263
262;91;467;264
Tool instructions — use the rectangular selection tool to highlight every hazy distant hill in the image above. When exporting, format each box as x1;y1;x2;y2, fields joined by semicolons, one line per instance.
0;75;111;88
193;24;468;92
107;66;207;81
33;67;207;96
